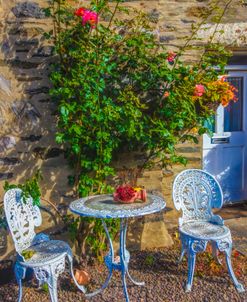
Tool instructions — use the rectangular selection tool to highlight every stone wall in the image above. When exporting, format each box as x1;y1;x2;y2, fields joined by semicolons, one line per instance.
0;0;246;258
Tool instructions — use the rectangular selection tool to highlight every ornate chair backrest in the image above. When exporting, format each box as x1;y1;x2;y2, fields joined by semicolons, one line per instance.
172;169;223;226
4;188;42;254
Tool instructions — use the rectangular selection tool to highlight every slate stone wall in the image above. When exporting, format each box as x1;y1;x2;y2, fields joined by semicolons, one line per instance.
0;0;246;257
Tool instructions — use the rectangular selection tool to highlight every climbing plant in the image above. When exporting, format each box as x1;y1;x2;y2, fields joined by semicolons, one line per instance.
1;171;43;231
3;170;42;206
44;0;237;257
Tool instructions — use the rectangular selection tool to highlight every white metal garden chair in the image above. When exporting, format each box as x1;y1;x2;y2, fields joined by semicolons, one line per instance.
172;169;245;293
4;188;86;302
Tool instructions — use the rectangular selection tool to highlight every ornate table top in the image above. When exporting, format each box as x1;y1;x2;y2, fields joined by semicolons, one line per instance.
69;194;166;219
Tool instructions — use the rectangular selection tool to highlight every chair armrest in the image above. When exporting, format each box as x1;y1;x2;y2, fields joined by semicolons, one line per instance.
32;233;50;245
210;215;224;226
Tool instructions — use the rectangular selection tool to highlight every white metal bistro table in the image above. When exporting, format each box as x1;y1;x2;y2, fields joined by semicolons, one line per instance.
69;193;166;302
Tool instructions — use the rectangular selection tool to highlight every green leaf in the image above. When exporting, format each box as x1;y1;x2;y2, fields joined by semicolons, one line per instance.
60;106;69;117
43;7;51;17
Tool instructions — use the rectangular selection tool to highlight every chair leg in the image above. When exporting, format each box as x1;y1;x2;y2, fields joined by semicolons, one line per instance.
33;259;66;302
216;238;245;293
14;263;26;302
34;267;58;302
185;253;196;292
211;241;222;265
185;238;207;292
178;233;188;264
224;248;245;293
48;276;58;302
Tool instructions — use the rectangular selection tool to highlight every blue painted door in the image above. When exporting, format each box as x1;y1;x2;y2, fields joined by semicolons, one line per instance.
203;71;247;203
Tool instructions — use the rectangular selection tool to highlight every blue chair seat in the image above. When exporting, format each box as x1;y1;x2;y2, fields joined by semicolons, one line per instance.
20;240;71;267
180;221;230;240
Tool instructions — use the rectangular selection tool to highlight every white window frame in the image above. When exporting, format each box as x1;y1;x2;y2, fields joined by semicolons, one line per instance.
213;66;247;137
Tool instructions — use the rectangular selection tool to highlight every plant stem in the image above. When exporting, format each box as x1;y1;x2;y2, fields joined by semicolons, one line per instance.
41;197;64;219
107;0;120;29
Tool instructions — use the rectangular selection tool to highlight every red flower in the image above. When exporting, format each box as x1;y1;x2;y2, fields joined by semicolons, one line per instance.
82;10;98;28
167;51;176;64
233;250;240;258
194;84;205;97
75;7;86;17
114;185;136;202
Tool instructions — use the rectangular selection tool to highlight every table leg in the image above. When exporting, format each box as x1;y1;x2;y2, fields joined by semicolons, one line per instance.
120;219;145;302
85;218;144;301
123;219;145;287
85;219;114;298
120;218;129;302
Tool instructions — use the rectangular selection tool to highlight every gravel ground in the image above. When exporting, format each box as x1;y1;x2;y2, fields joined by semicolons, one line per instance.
0;231;246;302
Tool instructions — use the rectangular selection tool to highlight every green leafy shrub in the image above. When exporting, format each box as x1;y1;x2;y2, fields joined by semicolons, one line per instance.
45;0;235;256
1;171;42;232
3;171;42;206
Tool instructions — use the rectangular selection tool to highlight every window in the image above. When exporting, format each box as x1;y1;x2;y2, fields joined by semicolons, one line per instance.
224;77;243;132
208;75;245;135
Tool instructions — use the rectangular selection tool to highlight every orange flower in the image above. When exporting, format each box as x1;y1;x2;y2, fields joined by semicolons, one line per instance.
221;97;228;107
163;91;170;98
218;75;227;82
206;78;238;107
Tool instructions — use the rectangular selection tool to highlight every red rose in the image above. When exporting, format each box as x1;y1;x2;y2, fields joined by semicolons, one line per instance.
75;7;86;17
81;10;98;28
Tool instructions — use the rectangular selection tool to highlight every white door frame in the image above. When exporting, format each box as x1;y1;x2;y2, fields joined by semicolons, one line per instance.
203;66;247;203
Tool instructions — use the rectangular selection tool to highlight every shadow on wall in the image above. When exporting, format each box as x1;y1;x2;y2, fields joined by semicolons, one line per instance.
0;1;75;259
